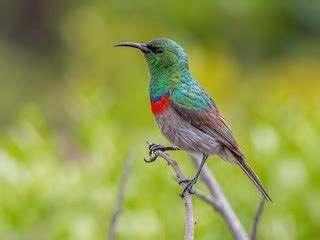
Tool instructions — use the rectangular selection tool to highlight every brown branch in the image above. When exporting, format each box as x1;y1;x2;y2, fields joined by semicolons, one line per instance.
147;148;195;240
189;153;249;240
250;197;266;240
108;150;134;240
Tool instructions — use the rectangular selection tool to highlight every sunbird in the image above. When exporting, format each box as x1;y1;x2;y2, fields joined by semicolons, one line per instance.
114;38;272;202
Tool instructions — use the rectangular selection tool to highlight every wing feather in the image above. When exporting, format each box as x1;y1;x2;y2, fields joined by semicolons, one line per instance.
171;101;244;158
169;87;272;201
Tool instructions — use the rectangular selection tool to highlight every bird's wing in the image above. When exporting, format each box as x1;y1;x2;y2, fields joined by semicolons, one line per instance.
170;87;245;158
170;86;272;202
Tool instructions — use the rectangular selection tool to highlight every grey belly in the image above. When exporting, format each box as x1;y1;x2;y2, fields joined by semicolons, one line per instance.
155;106;221;155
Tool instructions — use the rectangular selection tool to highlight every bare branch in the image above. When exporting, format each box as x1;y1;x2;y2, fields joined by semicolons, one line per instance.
144;147;266;240
190;153;249;240
108;150;134;240
148;149;195;240
251;197;266;240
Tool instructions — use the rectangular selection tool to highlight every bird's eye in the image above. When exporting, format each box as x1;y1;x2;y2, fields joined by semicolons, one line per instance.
155;47;164;54
146;44;164;54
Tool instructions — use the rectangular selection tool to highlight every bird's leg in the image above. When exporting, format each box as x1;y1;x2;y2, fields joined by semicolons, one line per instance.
144;141;180;163
179;154;208;197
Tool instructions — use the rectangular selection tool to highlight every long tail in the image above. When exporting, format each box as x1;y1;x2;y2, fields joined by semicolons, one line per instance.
236;157;272;202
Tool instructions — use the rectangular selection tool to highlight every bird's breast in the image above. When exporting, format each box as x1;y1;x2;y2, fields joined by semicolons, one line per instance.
154;105;221;155
150;95;170;115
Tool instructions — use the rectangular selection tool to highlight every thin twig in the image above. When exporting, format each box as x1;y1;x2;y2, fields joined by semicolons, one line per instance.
149;149;195;240
190;153;249;240
250;197;266;240
108;150;134;240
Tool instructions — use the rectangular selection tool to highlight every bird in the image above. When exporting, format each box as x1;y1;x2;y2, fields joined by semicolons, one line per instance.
114;38;272;202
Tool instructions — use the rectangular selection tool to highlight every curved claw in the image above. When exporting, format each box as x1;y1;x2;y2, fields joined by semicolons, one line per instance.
147;143;164;159
149;143;164;153
178;179;189;185
144;155;158;163
145;141;179;164
179;178;197;197
144;141;161;163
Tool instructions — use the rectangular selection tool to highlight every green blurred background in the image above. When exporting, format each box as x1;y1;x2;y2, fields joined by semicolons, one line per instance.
0;0;319;239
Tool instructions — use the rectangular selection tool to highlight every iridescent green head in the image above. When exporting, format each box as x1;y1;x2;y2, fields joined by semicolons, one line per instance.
114;38;189;77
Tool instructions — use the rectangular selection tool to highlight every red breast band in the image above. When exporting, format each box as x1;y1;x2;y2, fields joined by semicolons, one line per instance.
151;96;170;114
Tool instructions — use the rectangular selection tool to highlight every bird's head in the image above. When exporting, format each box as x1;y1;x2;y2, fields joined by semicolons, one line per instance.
114;38;189;76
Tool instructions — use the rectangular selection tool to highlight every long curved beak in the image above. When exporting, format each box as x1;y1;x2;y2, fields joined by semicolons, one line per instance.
113;42;150;53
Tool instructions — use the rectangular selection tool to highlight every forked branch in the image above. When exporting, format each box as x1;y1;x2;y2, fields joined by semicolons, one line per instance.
142;143;267;240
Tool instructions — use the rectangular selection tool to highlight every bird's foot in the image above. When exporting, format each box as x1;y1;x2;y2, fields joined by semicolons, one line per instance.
144;141;179;163
179;178;197;198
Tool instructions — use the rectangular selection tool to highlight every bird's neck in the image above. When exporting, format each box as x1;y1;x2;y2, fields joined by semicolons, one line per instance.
149;63;191;100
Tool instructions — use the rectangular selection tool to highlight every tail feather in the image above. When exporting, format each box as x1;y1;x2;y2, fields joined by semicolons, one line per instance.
237;159;272;202
218;147;272;202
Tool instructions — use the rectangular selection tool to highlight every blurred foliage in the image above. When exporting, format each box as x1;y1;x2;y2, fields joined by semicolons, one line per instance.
0;0;319;239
